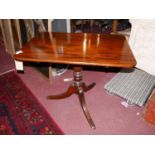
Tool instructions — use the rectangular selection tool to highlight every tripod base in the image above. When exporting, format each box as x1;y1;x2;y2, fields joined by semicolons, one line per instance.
47;67;96;129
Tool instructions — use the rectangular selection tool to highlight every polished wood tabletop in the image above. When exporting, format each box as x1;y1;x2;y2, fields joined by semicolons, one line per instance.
14;32;136;68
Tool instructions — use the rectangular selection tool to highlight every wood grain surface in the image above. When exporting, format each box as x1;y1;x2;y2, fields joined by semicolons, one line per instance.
14;32;136;68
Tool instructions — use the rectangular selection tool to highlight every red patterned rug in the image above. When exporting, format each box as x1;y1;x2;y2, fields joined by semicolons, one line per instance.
143;89;155;127
0;71;63;135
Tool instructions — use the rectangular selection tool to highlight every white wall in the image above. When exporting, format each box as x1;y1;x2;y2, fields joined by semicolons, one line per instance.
129;19;155;75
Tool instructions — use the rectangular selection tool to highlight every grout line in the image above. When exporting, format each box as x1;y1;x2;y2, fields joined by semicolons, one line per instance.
0;69;15;76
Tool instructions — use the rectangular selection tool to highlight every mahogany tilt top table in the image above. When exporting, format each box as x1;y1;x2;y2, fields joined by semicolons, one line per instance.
14;32;136;129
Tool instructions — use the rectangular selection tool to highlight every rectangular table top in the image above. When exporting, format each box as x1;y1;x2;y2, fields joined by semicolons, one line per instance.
14;32;136;68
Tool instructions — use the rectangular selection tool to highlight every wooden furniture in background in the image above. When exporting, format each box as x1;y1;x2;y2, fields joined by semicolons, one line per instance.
0;19;54;81
14;32;136;129
112;19;118;33
0;19;22;57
